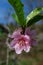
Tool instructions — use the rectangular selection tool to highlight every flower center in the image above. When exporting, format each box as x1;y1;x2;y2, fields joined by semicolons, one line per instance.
19;37;25;46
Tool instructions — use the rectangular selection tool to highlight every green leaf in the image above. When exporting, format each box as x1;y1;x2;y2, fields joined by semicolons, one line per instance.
27;14;43;26
26;7;43;26
12;13;19;24
8;0;26;27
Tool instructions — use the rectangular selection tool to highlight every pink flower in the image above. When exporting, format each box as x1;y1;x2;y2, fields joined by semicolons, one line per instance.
8;27;37;54
9;28;31;54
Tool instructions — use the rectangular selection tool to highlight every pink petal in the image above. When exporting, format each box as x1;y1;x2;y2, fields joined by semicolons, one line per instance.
8;28;22;39
14;44;23;54
24;35;30;45
25;27;31;35
11;28;22;38
10;39;18;48
24;45;31;52
30;30;37;38
24;35;30;42
24;35;30;40
25;27;36;38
